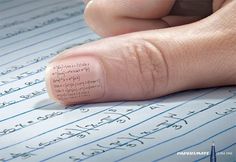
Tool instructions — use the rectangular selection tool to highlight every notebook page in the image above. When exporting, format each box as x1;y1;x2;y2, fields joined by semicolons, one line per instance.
0;0;235;162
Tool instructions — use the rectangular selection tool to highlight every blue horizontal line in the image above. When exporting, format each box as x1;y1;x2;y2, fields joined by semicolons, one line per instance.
0;0;72;21
77;93;235;162
0;8;84;41
98;114;236;162
0;33;94;89
0;32;93;67
0;69;45;87
0;20;82;50
0;91;47;109
0;27;92;78
40;89;216;161
0;79;44;97
194;142;236;162
153;125;235;162
0;25;87;58
116;94;235;161
0;0;39;13
0;102;56;123
1;102;125;152
6;99;168;162
0;104;84;137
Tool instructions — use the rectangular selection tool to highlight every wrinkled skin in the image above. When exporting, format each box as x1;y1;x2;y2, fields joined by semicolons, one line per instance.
48;0;236;104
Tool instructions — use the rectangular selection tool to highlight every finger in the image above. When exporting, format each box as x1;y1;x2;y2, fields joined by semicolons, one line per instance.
46;1;236;105
46;35;170;105
84;0;200;36
86;0;176;19
213;0;226;11
213;0;233;11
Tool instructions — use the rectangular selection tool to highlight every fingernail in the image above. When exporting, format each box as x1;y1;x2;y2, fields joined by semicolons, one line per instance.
45;56;105;105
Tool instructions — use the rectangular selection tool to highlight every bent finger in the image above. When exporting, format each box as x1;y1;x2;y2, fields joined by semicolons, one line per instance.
46;1;236;105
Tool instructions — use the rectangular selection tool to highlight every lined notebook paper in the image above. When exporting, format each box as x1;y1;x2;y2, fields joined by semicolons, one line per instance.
0;0;235;162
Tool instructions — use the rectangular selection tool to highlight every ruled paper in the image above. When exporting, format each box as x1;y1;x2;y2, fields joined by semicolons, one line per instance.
0;1;235;162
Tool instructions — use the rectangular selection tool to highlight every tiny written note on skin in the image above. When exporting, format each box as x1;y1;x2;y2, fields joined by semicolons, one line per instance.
48;56;104;104
0;0;235;162
51;63;94;99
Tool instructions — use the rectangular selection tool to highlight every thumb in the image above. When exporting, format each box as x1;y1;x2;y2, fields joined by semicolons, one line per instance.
46;1;236;105
45;36;170;105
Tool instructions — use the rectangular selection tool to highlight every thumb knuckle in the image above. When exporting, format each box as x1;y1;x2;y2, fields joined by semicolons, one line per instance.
123;39;169;98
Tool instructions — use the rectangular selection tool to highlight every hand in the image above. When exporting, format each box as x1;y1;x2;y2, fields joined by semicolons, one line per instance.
46;0;236;105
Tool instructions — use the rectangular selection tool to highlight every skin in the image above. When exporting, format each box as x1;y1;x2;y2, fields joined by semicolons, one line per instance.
47;0;236;104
